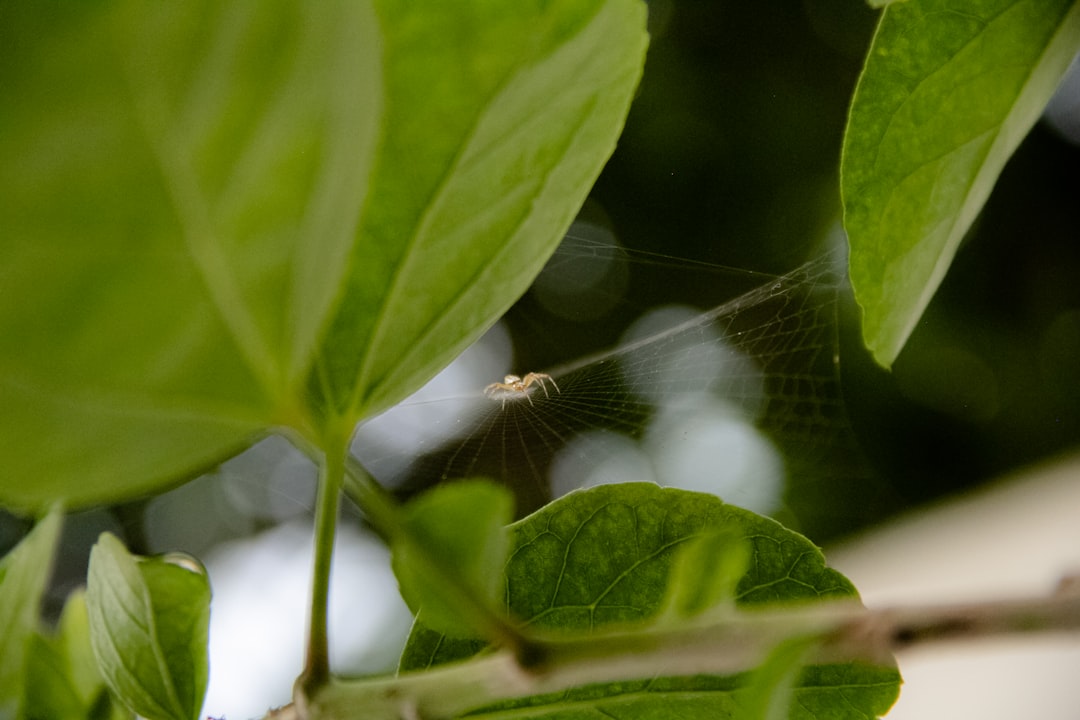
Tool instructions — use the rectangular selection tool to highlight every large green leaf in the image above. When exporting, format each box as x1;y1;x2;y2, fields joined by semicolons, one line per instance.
0;508;62;719
0;1;380;511
86;534;210;720
842;0;1080;367
399;484;899;719
310;0;649;424
0;1;647;511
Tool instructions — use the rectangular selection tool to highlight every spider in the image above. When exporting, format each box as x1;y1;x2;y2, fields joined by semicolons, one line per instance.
483;371;560;407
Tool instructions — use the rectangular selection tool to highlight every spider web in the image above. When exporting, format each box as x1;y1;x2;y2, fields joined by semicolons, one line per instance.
352;231;890;536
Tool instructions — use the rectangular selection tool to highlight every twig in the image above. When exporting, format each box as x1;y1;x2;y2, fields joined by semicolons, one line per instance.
276;581;1080;720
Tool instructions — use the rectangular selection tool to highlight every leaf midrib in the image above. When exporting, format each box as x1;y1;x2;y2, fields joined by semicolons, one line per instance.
350;5;611;419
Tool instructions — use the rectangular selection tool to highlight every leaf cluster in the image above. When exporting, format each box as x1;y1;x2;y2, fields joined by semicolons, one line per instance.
2;0;1078;718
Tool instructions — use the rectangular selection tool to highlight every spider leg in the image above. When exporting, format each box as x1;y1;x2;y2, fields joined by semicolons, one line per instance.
521;372;547;398
533;374;558;397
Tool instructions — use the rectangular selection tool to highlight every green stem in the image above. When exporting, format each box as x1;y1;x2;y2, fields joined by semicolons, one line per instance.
342;454;400;541
300;428;348;694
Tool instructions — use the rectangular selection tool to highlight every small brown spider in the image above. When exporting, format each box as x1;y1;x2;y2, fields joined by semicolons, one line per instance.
483;371;560;407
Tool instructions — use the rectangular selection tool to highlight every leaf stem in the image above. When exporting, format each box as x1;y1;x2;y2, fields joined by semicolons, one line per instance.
299;428;348;695
341;454;400;542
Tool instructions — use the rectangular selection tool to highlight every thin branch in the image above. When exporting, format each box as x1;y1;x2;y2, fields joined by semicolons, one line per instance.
273;582;1080;720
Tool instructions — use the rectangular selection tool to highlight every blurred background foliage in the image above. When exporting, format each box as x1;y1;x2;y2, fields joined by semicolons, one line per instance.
506;0;1080;534
590;0;1080;516
3;0;1079;710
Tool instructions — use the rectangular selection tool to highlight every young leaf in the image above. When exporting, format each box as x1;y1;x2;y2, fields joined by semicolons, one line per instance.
24;633;84;720
0;507;62;719
399;484;900;719
392;480;513;640
659;529;750;620
86;534;210;720
309;0;649;423
738;636;819;720
842;0;1080;367
24;591;130;720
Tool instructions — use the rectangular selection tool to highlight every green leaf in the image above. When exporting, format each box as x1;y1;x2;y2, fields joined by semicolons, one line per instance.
86;535;210;720
841;0;1080;367
24;634;84;720
310;0;649;423
0;1;647;512
659;529;750;620
24;591;130;720
399;484;899;719
0;507;62;719
0;1;380;511
393;480;514;639
738;636;818;720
